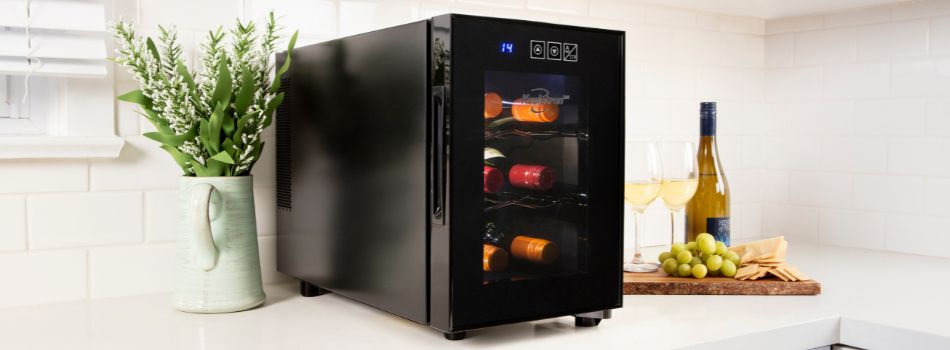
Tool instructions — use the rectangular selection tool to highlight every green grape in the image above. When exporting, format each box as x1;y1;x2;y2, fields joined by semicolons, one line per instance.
690;256;702;267
662;258;679;275
691;264;708;278
696;233;714;244
671;243;687;256
721;260;737;278
715;241;728;255
725;251;741;266
700;253;711;263
705;255;723;271
708;268;722;277
698;238;716;255
676;250;693;264
686;242;699;253
677;263;692;277
658;252;673;264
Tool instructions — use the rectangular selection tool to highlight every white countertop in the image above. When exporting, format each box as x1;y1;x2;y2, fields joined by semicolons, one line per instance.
2;244;949;350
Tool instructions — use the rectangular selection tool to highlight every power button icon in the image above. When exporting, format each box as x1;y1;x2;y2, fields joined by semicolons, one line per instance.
530;40;545;59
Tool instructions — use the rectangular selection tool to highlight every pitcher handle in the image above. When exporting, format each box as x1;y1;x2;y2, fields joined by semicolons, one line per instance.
191;183;218;271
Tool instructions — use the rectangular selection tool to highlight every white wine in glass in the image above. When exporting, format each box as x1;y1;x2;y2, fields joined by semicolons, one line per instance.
659;142;698;248
623;142;662;273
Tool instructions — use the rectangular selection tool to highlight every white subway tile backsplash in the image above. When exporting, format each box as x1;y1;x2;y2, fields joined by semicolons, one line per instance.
254;187;277;236
888;137;950;176
765;67;822;101
822;6;890;28
771;102;854;136
853;174;924;213
721;33;764;68
0;195;26;251
819;209;886;250
28;192;144;249
822;63;889;99
90;137;183;191
526;0;588;15
144;190;177;243
766;15;823;35
258;236;291;284
90;244;176;298
926;98;950;135
854;98;926;136
670;28;721;65
924;177;950;217
891;0;950;20
857;20;929;61
765;34;794;68
588;0;644;22
794;28;856;65
248;0;337;38
0;161;88;194
252;136;276;187
762;204;820;244
139;0;240;31
625;23;673;62
885;214;950;258
891;59;950;97
0;250;87;307
732;203;762;239
760;136;823;170
931;16;950;57
789;172;852;208
339;0;421;36
820;137;888;173
640;63;696;99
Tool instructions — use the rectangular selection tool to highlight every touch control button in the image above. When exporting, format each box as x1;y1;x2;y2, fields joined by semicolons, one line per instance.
530;40;545;59
546;41;562;60
563;43;577;62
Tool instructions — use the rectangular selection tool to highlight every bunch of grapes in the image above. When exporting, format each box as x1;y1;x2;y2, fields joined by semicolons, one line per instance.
659;233;740;278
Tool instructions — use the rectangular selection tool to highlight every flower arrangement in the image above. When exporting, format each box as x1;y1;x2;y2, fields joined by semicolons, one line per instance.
111;13;298;176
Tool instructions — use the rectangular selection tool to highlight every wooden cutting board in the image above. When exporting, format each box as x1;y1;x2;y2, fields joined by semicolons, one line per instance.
624;270;821;295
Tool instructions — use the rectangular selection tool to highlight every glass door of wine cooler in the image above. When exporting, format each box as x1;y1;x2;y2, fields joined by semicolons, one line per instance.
442;15;623;331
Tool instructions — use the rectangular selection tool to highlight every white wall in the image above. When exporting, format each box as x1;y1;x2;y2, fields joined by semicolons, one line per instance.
2;0;945;308
760;0;950;258
0;0;765;307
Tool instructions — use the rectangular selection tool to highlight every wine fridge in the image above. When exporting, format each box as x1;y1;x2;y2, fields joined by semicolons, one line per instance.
275;14;624;340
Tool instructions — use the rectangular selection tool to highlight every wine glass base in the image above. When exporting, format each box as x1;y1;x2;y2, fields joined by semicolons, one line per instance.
623;263;658;273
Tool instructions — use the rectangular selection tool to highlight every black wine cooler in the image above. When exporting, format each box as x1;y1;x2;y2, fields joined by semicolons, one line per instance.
276;14;624;340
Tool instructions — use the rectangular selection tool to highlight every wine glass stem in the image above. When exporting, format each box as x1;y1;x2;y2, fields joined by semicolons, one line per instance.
669;209;683;246
633;210;644;263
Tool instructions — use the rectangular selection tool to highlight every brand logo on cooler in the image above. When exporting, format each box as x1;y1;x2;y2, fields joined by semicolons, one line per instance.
521;88;570;106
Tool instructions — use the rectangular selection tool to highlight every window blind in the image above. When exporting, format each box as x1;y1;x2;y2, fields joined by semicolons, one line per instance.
0;0;107;78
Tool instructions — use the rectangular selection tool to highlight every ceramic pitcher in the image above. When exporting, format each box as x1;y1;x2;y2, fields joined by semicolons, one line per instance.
173;176;265;313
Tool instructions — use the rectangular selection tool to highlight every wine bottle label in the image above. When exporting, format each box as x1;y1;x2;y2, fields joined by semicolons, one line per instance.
707;217;730;246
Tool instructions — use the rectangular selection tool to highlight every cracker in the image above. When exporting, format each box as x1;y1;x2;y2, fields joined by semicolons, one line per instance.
785;266;811;281
736;264;759;278
768;268;789;281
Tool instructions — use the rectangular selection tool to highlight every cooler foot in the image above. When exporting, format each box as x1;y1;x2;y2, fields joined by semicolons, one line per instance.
299;280;329;297
444;331;466;341
574;317;602;327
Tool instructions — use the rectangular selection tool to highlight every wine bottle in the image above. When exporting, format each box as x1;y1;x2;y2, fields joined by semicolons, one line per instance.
511;98;559;122
483;244;509;272
484;166;503;193
483;222;558;264
485;148;557;191
484;92;503;119
686;102;731;245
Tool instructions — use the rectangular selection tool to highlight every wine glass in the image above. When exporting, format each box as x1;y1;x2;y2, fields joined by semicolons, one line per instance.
658;142;698;248
622;142;662;273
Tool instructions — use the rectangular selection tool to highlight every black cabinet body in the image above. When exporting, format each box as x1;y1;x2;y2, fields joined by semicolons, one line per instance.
276;14;624;334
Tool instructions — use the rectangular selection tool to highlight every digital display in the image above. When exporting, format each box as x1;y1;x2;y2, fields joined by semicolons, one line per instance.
500;42;514;54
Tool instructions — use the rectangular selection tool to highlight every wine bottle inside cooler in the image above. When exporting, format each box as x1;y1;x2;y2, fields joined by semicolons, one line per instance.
686;102;731;244
484;147;557;191
483;222;558;264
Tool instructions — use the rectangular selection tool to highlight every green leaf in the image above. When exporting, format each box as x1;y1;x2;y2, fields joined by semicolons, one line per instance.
268;30;298;94
199;119;218;155
212;60;232;109
143;131;187;147
117;89;150;107
191;161;211;177
208;102;226;151
222;138;236;158
159;145;194;175
205;158;226;176
222;112;235;138
233;65;255;117
209;150;235;164
145;37;161;64
261;92;284;128
176;61;196;92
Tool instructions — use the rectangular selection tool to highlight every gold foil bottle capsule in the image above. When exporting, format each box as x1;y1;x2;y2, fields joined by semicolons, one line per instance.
484;92;503;119
510;236;558;264
483;244;509;272
511;98;559;122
